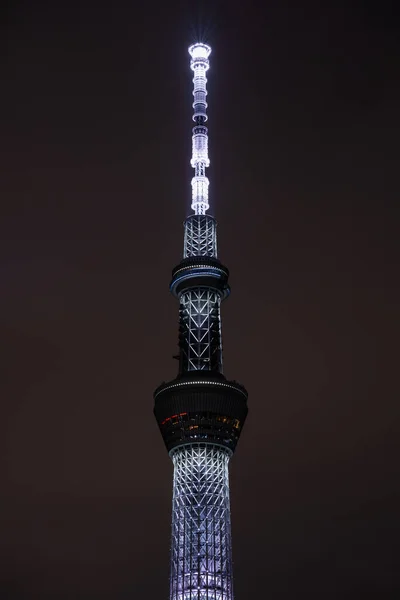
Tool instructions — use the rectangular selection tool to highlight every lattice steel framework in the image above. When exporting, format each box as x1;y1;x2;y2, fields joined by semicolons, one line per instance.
153;42;248;600
184;215;217;259
179;289;222;372
170;445;233;600
175;44;223;374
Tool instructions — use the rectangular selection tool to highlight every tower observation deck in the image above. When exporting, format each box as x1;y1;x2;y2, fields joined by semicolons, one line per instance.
154;43;248;600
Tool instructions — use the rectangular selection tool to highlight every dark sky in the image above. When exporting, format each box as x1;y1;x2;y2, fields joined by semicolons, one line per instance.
1;0;398;598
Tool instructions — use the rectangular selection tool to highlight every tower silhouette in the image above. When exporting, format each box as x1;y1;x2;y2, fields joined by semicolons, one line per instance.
154;43;248;600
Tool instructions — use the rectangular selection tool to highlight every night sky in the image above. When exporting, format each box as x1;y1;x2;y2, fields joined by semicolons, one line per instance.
1;0;398;598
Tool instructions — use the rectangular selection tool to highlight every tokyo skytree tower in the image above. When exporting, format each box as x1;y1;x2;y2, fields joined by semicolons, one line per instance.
154;43;248;600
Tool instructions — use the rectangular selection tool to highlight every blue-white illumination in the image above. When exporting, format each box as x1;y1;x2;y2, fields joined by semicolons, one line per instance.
188;44;212;215
170;444;233;600
158;44;246;600
189;43;212;61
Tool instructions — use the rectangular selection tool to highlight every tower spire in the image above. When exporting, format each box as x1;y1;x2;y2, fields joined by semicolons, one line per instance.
154;43;248;600
189;43;211;215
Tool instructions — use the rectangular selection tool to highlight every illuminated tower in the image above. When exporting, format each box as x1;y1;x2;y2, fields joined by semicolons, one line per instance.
154;43;248;600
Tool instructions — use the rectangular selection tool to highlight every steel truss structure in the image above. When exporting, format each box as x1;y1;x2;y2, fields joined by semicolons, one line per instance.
153;43;248;600
170;444;233;600
179;289;222;372
184;215;217;258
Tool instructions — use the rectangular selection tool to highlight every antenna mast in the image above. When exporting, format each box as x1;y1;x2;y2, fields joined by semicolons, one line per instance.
189;43;211;215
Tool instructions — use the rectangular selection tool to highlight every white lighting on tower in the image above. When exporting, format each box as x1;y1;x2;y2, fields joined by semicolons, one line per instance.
189;43;211;61
153;43;248;600
188;43;212;215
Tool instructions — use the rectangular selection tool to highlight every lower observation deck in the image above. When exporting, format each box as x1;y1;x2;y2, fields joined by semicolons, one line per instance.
154;371;248;453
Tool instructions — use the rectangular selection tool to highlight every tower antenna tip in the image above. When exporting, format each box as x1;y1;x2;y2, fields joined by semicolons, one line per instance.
188;42;212;59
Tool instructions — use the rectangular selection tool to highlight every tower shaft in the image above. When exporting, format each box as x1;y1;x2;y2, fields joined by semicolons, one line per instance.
170;445;233;600
154;43;248;600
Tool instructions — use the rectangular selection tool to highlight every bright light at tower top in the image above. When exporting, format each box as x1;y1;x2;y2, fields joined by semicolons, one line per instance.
188;42;212;61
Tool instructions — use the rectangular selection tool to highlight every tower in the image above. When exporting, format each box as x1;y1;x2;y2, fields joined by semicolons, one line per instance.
154;43;248;600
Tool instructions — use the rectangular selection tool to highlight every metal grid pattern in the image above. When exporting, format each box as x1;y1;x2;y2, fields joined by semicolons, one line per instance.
179;289;222;372
184;216;217;258
170;444;234;600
